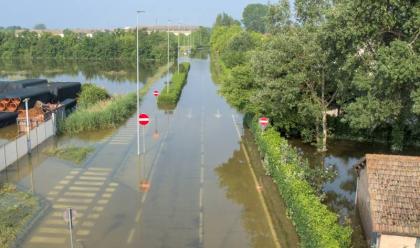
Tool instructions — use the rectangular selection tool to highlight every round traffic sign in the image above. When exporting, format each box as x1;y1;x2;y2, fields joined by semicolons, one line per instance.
153;90;159;97
63;208;77;223
259;117;269;128
139;113;150;126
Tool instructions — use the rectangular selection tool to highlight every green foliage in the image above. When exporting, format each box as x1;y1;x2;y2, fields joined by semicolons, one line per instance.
214;13;241;27
242;4;269;33
44;146;94;164
324;0;420;150
78;83;110;109
266;0;292;33
0;29;178;61
0;184;39;248
60;92;137;135
157;62;190;109
33;24;46;30
244;114;352;248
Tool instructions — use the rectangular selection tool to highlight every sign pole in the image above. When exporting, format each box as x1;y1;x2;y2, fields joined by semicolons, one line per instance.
67;208;74;248
142;125;146;155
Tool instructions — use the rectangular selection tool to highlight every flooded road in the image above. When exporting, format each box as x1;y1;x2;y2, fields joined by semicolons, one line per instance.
1;58;286;247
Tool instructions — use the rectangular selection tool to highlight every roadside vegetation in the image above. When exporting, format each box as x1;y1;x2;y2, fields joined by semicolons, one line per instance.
211;0;419;152
210;1;418;247
60;64;170;135
77;83;109;108
44;146;94;164
245;114;351;247
157;62;190;109
0;184;39;248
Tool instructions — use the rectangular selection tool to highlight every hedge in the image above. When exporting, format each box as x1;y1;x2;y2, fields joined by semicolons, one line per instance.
157;62;190;109
245;113;352;248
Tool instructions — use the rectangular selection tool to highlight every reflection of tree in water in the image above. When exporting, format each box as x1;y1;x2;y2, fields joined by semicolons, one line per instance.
214;147;274;248
0;58;161;83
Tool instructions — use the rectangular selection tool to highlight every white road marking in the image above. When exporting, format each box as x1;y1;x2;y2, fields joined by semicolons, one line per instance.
69;186;100;192
30;236;65;244
79;176;107;181
57;198;93;204
74;181;104;186
231;114;281;248
127;228;135;244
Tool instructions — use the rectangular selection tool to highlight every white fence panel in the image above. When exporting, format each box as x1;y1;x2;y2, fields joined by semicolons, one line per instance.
0;145;6;171
16;135;28;159
37;122;47;143
45;120;54;137
5;140;18;166
30;128;38;148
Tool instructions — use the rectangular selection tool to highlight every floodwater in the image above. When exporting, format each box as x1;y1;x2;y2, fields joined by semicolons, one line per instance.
289;138;420;247
0;59;161;142
0;58;293;247
0;59;161;94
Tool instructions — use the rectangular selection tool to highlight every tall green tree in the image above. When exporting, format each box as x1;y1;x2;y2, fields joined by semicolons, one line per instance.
214;13;241;27
266;0;292;34
242;4;269;33
324;0;420;150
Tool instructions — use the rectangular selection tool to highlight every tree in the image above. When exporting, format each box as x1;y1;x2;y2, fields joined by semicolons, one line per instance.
34;23;46;30
295;0;331;25
324;0;420;150
266;0;292;34
242;4;269;33
214;13;241;27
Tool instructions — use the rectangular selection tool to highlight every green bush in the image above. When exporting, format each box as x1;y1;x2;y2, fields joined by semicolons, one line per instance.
60;93;136;135
0;184;39;248
157;62;190;109
77;83;110;108
245;114;352;248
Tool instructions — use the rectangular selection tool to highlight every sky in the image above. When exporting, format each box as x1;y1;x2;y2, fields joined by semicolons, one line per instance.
0;0;269;29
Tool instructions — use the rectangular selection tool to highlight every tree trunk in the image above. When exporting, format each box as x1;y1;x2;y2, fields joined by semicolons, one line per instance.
321;110;328;152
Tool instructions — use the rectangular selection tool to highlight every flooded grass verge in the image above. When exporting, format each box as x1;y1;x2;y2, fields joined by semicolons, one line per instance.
43;146;94;164
0;184;39;248
60;64;171;135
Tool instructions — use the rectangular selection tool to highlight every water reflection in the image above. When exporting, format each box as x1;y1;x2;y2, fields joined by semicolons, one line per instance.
0;59;161;94
215;147;275;248
289;138;420;248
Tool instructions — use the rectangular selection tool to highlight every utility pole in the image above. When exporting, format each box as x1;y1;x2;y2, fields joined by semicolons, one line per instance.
177;22;181;74
136;10;145;156
167;20;171;94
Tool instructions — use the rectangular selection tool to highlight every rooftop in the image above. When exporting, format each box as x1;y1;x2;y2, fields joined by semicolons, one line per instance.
355;154;420;237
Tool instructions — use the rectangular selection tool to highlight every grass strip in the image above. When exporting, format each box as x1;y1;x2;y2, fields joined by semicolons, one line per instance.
157;62;190;109
44;146;94;164
0;184;39;248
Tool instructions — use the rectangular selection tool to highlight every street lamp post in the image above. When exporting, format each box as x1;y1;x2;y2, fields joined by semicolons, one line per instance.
167;20;171;94
23;98;31;154
177;22;181;74
137;10;145;156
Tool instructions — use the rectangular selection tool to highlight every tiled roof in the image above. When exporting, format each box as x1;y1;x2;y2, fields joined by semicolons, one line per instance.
363;154;420;237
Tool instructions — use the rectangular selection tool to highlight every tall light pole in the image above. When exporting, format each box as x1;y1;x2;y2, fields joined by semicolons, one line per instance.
177;22;181;74
137;10;145;156
167;20;171;94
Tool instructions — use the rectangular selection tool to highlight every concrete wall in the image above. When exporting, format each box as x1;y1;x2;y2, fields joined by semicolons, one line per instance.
356;168;375;244
379;235;417;248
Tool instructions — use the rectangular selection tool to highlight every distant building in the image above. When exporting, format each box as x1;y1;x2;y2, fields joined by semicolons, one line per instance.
354;154;420;248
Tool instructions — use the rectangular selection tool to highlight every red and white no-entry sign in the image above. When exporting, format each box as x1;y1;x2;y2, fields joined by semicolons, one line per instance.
259;117;269;129
139;113;150;126
153;90;159;97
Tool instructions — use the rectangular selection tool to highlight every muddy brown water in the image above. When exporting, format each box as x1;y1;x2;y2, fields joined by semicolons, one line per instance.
1;58;297;247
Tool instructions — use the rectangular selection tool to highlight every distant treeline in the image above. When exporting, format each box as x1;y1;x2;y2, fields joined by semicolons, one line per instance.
0;29;180;61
